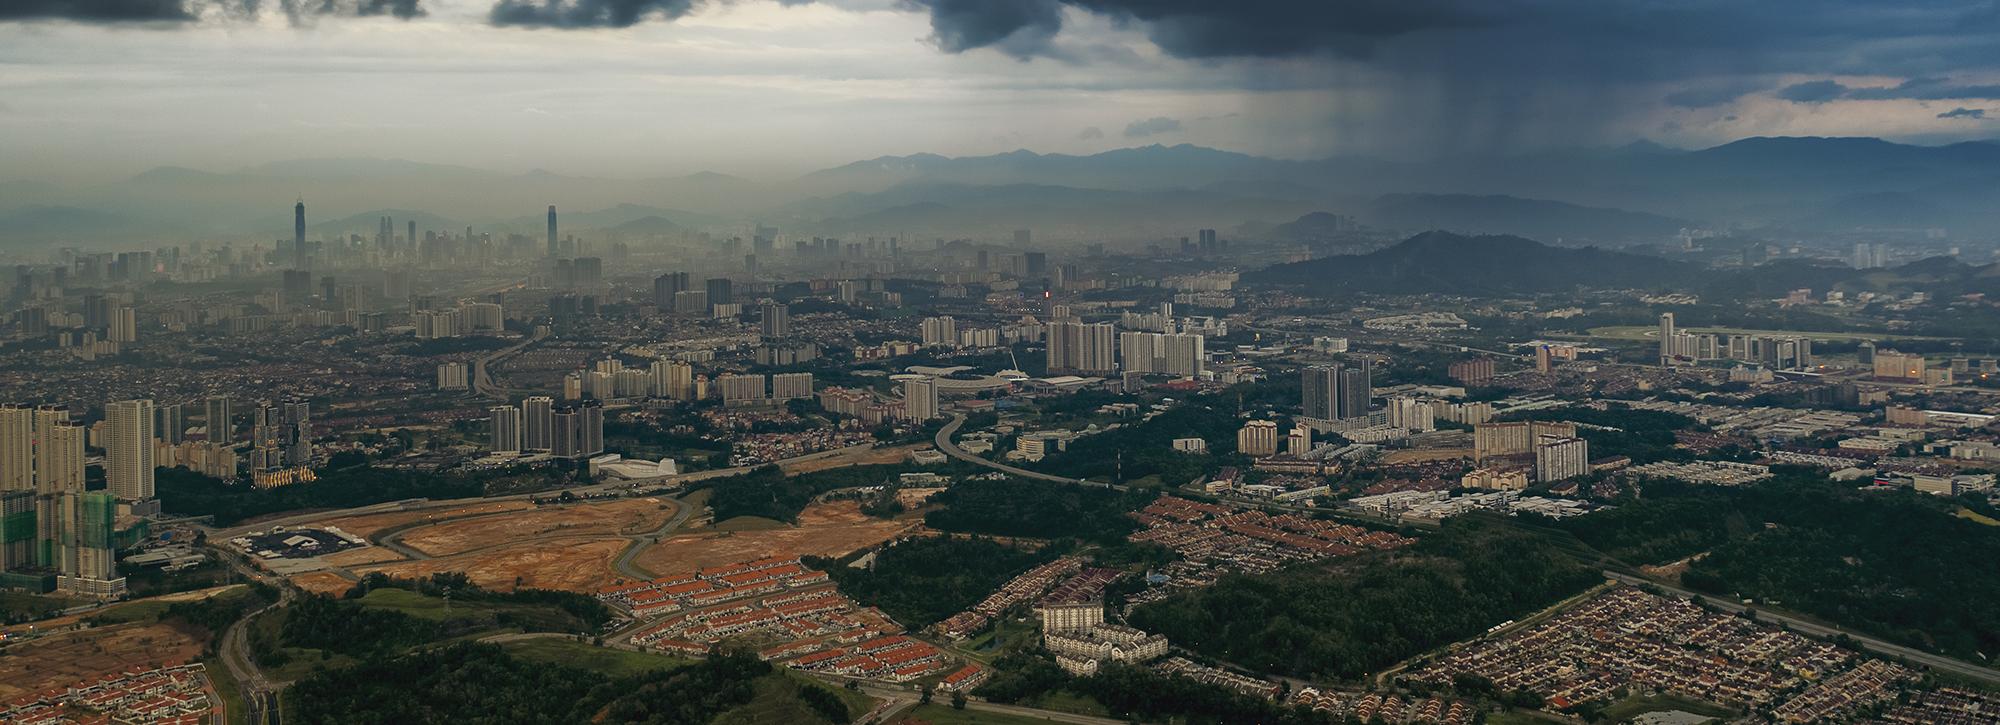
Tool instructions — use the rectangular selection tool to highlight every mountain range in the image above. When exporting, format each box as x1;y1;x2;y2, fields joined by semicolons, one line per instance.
5;137;2000;248
1250;231;2000;299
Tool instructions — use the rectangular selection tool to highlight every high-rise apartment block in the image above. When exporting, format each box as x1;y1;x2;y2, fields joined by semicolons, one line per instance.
104;400;155;502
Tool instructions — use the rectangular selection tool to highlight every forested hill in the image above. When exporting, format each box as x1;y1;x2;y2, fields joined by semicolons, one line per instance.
1247;231;1701;295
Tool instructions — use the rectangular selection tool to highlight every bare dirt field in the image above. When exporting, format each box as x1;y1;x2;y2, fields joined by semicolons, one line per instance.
354;539;628;592
1380;448;1474;464
317;500;535;539
397;499;677;557
634;501;919;575
895;487;946;509
780;443;923;475
320;546;407;567
0;621;206;699
290;571;359;595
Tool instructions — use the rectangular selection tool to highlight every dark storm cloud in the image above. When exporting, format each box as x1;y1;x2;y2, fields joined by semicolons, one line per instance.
0;0;422;23
489;0;694;27
1777;80;1850;103
897;0;1063;58
1122;116;1180;137
1776;77;2000;104
1937;107;1988;119
278;0;422;20
0;0;197;21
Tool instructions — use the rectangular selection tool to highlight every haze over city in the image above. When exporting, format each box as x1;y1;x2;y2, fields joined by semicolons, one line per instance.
6;2;2000;725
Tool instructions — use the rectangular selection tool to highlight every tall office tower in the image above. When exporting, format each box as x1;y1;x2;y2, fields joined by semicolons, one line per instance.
1023;251;1048;279
547;205;558;256
581;401;604;457
204;396;232;444
522;396;555;451
489;406;522;453
104;399;156;502
294;199;306;266
920;316;957;347
281;398;313;467
761;304;790;338
155;403;185;444
1338;361;1372;419
0;490;33;570
704;277;734;306
56;491;124;598
902;376;938;421
408;220;416;250
652;272;689;309
1198;228;1217;248
1658;312;1675;366
1301;365;1340;420
107;306;137;343
0;405;30;491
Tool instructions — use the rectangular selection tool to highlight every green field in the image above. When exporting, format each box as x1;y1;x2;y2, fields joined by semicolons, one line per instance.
890;703;1058;725
1587;325;1941;343
711;672;879;725
1;590;84;621
202;656;247;725
1599;693;1734;722
498;637;697;677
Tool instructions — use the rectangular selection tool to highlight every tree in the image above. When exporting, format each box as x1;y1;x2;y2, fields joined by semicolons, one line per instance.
950;691;967;710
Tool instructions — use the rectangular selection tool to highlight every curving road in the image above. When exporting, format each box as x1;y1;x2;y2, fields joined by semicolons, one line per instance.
931;414;1103;487
611;496;698;581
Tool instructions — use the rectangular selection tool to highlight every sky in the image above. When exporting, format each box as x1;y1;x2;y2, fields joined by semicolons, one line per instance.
3;0;2000;183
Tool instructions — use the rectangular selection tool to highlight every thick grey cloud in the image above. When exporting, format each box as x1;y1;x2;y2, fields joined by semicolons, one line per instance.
1778;80;1849;103
1122;116;1180;138
1076;126;1103;140
490;0;695;27
897;0;1063;59
0;0;197;21
1778;77;2000;104
1938;107;1988;119
1663;80;1769;109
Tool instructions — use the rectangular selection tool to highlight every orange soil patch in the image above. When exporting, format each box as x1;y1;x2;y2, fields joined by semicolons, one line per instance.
0;621;206;699
290;571;358;595
396;499;678;558
354;538;628;593
634;501;918;575
780;443;922;475
322;546;406;567
895;487;946;509
317;500;535;539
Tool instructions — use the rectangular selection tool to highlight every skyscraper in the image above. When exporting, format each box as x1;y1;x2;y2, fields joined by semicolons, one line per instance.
1301;365;1339;420
1658;312;1675;367
547;205;559;256
0;405;31;492
38;422;84;494
205;396;232;444
522;396;555;451
489;406;522;453
761;304;790;338
155;403;184;444
294;199;306;267
1046;320;1116;375
903;376;939;421
1338;361;1372;419
104;399;156;502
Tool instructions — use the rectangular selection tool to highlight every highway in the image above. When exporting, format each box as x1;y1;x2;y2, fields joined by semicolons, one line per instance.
1605;571;2000;686
471;329;546;400
931;414;1104;488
